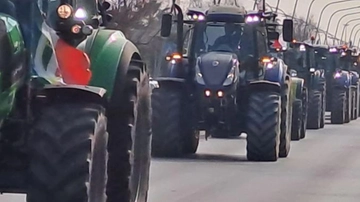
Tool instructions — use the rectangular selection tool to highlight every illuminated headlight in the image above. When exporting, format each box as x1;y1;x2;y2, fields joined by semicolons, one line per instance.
246;16;260;23
310;68;315;72
57;4;73;19
354;62;358;66
334;72;341;78
341;52;346;56
299;44;306;52
266;63;274;69
329;47;337;53
74;8;87;20
149;80;159;89
189;14;205;21
223;66;236;86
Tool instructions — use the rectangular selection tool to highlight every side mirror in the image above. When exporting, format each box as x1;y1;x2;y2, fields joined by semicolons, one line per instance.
161;14;173;37
268;32;280;41
282;19;293;42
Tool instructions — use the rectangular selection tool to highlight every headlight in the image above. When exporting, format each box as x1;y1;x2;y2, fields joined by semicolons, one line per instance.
74;8;87;20
57;4;73;19
223;66;236;86
310;68;315;72
334;72;341;78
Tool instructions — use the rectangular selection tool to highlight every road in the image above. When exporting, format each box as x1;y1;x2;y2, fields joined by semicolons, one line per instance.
2;117;360;202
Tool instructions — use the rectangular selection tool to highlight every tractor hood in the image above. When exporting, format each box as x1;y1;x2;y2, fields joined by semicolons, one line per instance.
197;51;238;86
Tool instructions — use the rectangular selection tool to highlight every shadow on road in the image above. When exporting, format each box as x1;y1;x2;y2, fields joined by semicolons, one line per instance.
153;153;248;163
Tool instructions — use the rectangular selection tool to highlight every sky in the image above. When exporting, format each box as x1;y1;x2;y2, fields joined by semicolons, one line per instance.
242;0;360;45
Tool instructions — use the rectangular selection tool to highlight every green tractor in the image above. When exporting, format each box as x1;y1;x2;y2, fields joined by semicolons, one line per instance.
0;1;151;202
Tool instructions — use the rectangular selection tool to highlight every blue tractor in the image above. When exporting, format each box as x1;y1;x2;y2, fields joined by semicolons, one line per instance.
151;1;295;161
324;46;359;123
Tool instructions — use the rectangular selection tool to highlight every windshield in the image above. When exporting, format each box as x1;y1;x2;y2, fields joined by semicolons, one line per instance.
193;22;254;61
284;47;307;69
314;48;328;69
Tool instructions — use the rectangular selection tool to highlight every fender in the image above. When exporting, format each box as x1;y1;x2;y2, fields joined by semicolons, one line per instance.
309;70;324;91
248;80;281;94
263;60;286;85
333;70;350;89
77;29;144;101
291;77;304;99
37;84;107;106
350;71;359;86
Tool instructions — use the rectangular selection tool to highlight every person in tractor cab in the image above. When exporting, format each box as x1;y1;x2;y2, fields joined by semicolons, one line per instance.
212;23;241;52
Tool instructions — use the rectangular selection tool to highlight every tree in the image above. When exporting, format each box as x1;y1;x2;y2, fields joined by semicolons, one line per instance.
292;15;317;42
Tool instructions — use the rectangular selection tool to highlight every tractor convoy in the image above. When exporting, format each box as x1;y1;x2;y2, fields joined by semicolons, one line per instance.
151;0;360;163
0;0;359;201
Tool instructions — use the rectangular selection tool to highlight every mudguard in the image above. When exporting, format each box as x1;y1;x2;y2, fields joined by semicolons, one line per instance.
151;77;186;90
77;29;143;99
332;70;350;89
309;70;325;91
248;80;281;94
38;84;107;106
264;59;286;85
291;77;305;99
350;71;359;86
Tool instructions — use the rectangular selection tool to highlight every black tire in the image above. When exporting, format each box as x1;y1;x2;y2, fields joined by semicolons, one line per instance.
345;88;351;123
151;86;199;157
306;90;322;129
279;83;291;158
330;89;346;124
320;90;326;128
246;91;281;162
27;104;108;202
351;87;358;120
300;88;308;139
106;68;151;202
291;99;302;141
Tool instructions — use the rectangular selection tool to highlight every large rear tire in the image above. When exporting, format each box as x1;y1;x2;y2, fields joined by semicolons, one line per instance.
345;88;351;123
300;88;308;139
330;89;346;124
151;86;199;157
306;90;321;129
27;104;108;202
320;90;326;128
279;84;291;158
106;68;151;202
246;91;281;162
291;99;302;141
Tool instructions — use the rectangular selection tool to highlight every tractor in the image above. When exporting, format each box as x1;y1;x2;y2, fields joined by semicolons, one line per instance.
283;42;326;130
324;46;359;123
0;1;151;202
151;0;295;162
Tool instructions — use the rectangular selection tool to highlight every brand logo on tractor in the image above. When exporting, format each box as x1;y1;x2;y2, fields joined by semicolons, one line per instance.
212;61;219;66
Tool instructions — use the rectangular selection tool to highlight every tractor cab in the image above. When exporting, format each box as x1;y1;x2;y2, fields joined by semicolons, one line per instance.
285;42;318;81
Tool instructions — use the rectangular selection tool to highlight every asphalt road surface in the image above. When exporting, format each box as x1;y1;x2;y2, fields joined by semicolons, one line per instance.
2;116;360;202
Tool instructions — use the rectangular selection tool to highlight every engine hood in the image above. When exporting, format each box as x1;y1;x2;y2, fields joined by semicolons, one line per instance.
197;51;238;86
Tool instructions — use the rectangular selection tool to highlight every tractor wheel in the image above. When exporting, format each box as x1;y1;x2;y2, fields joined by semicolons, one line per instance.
106;69;151;202
351;87;358;120
151;86;199;157
246;91;281;162
306;90;322;129
279;84;291;158
320;90;326;128
291;99;302;141
27;103;108;202
345;88;351;123
300;88;308;139
355;87;359;119
330;89;346;124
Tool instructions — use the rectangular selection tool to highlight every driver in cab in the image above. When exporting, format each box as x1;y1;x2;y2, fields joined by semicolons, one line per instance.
211;23;241;53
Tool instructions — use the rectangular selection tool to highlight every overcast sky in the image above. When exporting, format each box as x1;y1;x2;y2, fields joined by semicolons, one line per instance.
241;0;360;44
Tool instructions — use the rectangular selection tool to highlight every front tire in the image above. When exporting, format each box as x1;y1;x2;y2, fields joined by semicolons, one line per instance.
291;99;302;141
246;91;281;162
307;90;322;129
28;104;108;202
151;86;199;157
